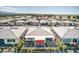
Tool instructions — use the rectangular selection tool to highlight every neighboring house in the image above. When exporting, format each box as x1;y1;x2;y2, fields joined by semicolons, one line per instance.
13;16;26;26
15;16;25;20
63;21;76;26
10;26;27;40
0;19;13;26
52;26;71;39
62;29;79;44
51;20;61;26
40;19;52;26
15;20;24;26
9;20;15;26
51;20;76;26
52;26;79;45
25;27;55;47
25;19;39;26
0;29;18;46
0;26;27;47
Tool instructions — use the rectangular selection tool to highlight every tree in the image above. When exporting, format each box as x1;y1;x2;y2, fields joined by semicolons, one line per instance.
17;37;25;53
59;16;62;21
55;39;67;52
67;16;71;21
76;16;79;19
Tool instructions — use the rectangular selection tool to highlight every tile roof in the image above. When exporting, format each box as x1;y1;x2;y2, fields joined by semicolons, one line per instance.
63;29;79;38
0;26;27;39
52;26;71;38
0;29;17;39
26;27;54;36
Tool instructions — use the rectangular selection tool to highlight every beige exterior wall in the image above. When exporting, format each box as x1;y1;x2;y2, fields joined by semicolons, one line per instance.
51;16;55;19
55;16;61;19
70;16;74;20
62;16;68;20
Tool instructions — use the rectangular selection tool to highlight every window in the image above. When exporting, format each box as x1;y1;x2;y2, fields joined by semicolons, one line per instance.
0;39;4;45
26;38;34;41
25;41;34;47
45;38;55;47
0;39;4;42
7;40;10;42
73;38;77;43
7;39;15;42
78;40;79;44
63;38;71;43
46;38;52;40
12;39;15;42
40;22;48;26
25;38;34;47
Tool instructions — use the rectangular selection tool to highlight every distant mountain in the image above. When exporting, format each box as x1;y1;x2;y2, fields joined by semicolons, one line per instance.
0;11;16;14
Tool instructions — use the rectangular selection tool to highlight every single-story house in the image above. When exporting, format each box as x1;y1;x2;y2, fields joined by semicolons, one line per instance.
15;20;24;26
25;19;39;26
51;20;76;26
0;26;27;47
52;26;78;45
62;21;76;26
25;27;55;47
0;19;13;26
0;29;18;46
62;29;79;45
40;19;52;26
51;20;61;26
52;26;71;38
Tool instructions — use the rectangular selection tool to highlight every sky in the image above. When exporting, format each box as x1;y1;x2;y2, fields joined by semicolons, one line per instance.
0;6;79;14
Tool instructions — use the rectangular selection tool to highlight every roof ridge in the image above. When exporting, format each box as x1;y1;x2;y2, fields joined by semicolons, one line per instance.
62;29;72;38
26;27;53;36
26;28;38;36
9;29;18;39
